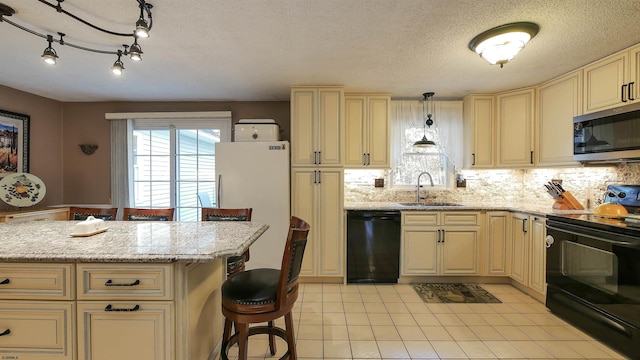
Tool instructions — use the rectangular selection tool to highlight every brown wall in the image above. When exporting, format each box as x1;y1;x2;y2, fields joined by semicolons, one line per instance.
61;101;290;204
0;85;63;211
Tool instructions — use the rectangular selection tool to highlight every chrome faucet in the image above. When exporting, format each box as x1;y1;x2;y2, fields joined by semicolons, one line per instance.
416;171;434;202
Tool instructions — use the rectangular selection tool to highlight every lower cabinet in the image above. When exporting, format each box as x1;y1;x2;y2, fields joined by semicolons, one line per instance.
509;213;547;297
401;211;480;276
484;211;510;276
0;208;69;222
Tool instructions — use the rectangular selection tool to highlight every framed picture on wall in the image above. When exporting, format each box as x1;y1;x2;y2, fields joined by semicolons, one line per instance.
0;109;29;178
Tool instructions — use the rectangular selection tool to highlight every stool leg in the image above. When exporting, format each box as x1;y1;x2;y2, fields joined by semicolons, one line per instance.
284;312;297;360
237;322;249;360
268;320;276;355
222;318;233;343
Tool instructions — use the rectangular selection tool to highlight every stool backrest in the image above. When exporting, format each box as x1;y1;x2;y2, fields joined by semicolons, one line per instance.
276;216;310;306
69;207;118;221
201;208;252;222
122;208;175;221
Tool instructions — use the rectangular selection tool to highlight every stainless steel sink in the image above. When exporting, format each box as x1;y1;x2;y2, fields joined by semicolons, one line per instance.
398;202;463;207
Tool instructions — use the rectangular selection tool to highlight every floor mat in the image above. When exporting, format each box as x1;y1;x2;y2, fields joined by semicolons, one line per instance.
412;283;502;303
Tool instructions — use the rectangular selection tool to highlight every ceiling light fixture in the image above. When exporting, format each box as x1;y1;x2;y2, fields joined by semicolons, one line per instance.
413;92;436;147
0;0;153;74
468;22;539;68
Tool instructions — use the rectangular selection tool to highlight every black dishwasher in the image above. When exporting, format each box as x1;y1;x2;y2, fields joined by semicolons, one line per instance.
346;210;401;283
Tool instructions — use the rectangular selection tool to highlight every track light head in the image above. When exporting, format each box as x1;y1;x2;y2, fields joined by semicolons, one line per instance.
41;35;58;65
129;37;143;61
111;51;124;75
135;18;149;38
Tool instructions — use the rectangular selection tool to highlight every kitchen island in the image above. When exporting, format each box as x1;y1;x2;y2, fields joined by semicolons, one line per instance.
0;221;269;360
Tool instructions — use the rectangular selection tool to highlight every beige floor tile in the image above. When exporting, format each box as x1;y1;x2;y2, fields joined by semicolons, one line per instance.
456;313;488;326
323;312;347;326
386;302;411;314
501;313;536;326
426;303;454;313
481;340;526;358
296;339;324;358
344;302;367;313
341;284;361;294
298;312;323;325
297;324;323;339
446;304;476;314
592;340;628;359
445;326;479;341
430;340;469;358
324;325;349;340
346;312;370;325
323;302;345;313
323;339;352;358
517;326;556;341
404;301;430;313
348;325;376;341
371;325;401;340
456;340;497;358
323;292;343;303
539;325;585;340
300;301;323;313
479;313;511;326
390;313;417;326
368;313;394;325
412;312;439;325
468;325;505;341
399;292;424;303
342;292;364;302
494;293;522;303
507;302;541;314
380;293;403;303
377;340;411;358
468;303;498;314
509;340;554;358
420;325;454;341
492;325;530;341
434;313;465;326
394;284;417;293
362;293;383;302
396;325;427;341
561;340;618;359
364;302;388;313
524;313;567;326
350;340;381;359
323;284;342;293
358;285;380;294
302;283;323;293
376;284;398;293
535;340;583;358
403;340;440;358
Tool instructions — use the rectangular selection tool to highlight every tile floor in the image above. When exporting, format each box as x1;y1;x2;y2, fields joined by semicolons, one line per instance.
226;283;628;359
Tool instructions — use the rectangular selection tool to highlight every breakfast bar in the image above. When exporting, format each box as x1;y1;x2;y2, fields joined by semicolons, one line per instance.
0;220;269;360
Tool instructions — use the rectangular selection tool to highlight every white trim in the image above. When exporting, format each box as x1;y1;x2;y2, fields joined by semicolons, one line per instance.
105;111;231;120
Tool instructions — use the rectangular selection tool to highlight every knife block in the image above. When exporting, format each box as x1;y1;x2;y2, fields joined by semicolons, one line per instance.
552;191;584;210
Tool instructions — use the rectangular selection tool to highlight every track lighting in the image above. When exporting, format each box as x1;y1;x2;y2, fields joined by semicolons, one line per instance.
41;35;58;65
0;0;154;75
111;51;125;75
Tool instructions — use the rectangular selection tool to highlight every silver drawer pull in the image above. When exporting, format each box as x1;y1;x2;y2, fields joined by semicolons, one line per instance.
0;329;10;336
105;279;140;287
0;279;9;285
105;304;140;312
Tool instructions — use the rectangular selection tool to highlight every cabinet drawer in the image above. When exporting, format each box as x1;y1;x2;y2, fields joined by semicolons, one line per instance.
77;264;173;300
77;301;173;360
0;264;74;300
0;208;69;223
402;212;438;226
0;301;74;360
442;212;480;226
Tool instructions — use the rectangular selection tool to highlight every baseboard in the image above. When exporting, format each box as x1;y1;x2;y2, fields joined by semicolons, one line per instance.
397;276;511;285
299;275;344;284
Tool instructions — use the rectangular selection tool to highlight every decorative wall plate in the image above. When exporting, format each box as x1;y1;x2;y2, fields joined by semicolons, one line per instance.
0;172;46;207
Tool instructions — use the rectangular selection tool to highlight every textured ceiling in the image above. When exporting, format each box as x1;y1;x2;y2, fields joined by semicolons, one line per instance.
0;0;639;102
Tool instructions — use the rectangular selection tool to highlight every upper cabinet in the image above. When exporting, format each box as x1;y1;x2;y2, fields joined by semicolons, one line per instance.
583;44;640;113
290;86;344;167
496;88;535;167
344;94;391;168
535;71;582;166
463;94;495;168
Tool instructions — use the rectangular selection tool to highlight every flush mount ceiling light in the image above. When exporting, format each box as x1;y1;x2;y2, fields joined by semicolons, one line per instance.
413;92;436;147
0;0;154;75
468;22;539;68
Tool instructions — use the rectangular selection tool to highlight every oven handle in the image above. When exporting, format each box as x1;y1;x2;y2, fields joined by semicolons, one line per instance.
546;225;639;247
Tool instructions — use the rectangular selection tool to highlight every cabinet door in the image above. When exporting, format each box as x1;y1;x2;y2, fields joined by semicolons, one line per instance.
317;88;344;166
583;52;628;113
463;95;494;168
509;214;529;285
317;169;344;275
485;212;509;276
536;71;581;166
529;216;547;295
290;88;317;166
631;45;640;103
344;96;367;166
291;169;317;275
367;96;390;167
441;228;479;275
77;301;173;360
401;228;438;275
0;301;74;360
497;89;534;167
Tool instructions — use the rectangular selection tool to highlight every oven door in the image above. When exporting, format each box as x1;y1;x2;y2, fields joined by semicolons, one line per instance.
546;218;640;358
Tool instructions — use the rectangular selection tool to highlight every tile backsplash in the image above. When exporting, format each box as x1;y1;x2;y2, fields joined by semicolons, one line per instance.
345;163;640;209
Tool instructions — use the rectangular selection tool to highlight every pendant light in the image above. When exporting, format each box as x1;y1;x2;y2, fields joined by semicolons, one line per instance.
413;92;436;147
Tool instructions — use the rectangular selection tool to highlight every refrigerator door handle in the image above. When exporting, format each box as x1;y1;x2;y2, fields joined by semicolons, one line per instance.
216;174;222;207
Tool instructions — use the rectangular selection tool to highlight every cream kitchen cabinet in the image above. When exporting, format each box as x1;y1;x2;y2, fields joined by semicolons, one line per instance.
497;88;535;167
509;213;547;299
510;213;529;286
291;86;344;167
291;168;343;278
484;211;510;276
583;44;640;113
0;208;69;222
529;216;547;296
536;71;582;166
463;94;495;168
344;94;391;168
401;211;480;276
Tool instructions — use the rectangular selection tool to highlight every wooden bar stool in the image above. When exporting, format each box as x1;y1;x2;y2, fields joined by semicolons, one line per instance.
220;216;310;360
201;208;253;277
122;207;175;221
68;207;118;221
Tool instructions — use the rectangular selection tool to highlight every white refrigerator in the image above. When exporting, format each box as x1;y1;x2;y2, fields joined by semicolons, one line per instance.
214;141;290;270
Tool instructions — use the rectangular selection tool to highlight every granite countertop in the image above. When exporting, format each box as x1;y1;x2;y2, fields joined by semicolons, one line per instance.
344;201;592;217
0;221;269;263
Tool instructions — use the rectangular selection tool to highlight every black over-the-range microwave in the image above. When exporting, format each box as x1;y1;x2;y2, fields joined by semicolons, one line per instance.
574;101;640;162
